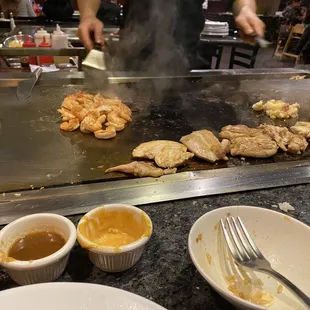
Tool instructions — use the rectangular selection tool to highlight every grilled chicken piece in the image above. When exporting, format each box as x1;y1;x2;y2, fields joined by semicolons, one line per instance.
290;122;310;139
252;100;300;119
132;141;194;168
230;137;278;158
180;130;230;163
219;125;265;140
219;124;279;158
105;161;177;178
259;124;308;154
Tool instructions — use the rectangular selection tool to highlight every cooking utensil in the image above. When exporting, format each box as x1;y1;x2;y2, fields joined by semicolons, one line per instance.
16;67;43;102
220;216;310;308
255;36;271;49
82;41;110;90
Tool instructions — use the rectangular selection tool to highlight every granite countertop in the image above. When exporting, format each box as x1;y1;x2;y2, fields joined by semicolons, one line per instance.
0;184;309;309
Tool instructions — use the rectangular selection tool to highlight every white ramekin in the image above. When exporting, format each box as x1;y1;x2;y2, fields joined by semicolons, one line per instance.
77;204;153;272
0;213;76;285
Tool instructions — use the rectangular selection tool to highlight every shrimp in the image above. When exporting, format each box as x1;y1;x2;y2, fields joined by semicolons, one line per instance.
80;110;106;133
105;121;126;131
57;108;76;121
94;127;117;139
71;105;88;121
60;118;80;132
61;93;80;110
59;91;131;139
96;104;113;115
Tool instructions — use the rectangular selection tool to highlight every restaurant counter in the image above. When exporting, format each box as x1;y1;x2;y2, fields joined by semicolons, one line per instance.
0;184;309;310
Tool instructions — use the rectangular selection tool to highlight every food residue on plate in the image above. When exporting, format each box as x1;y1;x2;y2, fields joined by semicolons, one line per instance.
78;207;151;251
196;233;203;243
206;252;212;265
225;275;274;307
277;284;284;294
252;99;300;119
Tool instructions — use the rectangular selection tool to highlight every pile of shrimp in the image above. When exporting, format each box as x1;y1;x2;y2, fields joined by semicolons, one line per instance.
57;91;132;139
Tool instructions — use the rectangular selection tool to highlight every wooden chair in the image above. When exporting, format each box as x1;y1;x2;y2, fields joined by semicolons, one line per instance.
274;24;291;57
280;24;305;64
229;45;260;69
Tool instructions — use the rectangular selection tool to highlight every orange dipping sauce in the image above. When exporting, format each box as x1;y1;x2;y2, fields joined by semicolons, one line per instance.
78;208;151;249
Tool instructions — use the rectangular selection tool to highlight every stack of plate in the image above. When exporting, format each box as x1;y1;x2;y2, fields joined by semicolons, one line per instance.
202;20;229;36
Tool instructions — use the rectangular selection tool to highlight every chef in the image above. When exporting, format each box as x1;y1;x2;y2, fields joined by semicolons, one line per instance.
77;0;265;72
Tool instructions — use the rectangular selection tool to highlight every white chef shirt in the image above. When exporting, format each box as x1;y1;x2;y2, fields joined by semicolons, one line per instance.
202;0;208;10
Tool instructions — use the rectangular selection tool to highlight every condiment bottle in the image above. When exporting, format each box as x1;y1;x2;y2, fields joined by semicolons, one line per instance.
22;36;37;66
38;36;53;65
51;24;69;65
9;12;15;31
34;28;51;47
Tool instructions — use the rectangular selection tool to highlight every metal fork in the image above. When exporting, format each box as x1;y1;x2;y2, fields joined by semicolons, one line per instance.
220;216;310;308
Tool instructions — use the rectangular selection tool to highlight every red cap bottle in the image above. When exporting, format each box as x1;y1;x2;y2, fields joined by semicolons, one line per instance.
22;35;37;65
38;36;53;65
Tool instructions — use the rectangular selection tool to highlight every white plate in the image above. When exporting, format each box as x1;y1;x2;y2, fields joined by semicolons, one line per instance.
0;282;167;310
189;206;310;310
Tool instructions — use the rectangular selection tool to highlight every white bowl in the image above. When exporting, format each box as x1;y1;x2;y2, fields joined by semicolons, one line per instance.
0;213;76;285
77;204;152;272
188;206;310;310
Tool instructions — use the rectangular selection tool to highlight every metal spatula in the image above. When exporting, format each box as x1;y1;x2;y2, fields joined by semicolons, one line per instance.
82;41;111;91
17;67;43;102
255;36;271;49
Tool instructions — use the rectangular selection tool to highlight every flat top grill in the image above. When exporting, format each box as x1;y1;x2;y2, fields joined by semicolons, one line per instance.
0;71;310;193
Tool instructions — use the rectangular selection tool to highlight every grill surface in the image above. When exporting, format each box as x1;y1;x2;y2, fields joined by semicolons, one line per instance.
1;71;310;193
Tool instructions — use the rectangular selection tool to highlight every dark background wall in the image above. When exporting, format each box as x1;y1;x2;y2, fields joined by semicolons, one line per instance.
70;0;310;14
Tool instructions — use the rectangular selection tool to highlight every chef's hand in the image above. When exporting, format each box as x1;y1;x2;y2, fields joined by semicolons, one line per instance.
78;16;104;50
235;6;265;43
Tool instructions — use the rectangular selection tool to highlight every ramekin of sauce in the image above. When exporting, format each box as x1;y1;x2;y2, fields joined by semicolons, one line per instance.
77;204;153;272
0;213;76;285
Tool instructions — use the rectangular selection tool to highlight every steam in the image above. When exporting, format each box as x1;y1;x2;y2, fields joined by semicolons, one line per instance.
116;0;189;75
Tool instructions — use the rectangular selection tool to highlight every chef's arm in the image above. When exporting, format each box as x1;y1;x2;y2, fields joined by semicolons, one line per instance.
233;0;256;14
77;0;103;50
232;0;265;38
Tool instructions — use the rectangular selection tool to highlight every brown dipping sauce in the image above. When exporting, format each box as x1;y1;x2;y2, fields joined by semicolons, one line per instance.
8;231;66;261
